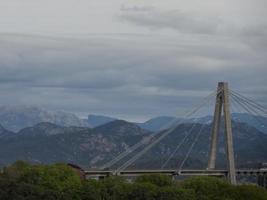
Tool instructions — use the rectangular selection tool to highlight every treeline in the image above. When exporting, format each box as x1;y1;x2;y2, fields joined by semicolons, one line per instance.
0;161;266;200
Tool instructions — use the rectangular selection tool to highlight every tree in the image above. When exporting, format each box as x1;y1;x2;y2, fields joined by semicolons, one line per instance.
1;162;267;200
80;179;102;200
231;185;267;200
0;161;82;200
135;174;173;187
100;176;130;200
181;176;233;200
128;182;157;200
156;186;196;200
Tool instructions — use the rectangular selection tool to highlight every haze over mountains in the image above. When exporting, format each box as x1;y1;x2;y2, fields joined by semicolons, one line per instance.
0;105;266;134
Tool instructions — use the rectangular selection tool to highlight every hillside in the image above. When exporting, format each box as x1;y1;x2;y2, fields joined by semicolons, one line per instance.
0;120;266;169
0;120;150;167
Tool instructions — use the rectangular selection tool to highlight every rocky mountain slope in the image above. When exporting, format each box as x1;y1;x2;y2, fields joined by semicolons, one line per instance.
0;105;89;131
0;120;150;167
0;120;266;170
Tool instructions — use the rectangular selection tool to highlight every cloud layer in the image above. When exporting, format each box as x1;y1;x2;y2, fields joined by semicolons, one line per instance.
0;0;266;121
0;32;266;121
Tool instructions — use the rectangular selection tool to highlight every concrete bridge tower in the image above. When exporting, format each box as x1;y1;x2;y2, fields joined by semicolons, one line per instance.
208;82;236;185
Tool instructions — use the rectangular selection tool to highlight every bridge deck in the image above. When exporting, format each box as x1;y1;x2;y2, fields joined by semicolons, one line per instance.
85;169;267;177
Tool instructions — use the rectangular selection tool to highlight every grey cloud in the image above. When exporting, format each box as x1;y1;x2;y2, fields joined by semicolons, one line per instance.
0;33;266;120
120;4;154;12
117;6;267;51
118;7;221;35
238;25;267;50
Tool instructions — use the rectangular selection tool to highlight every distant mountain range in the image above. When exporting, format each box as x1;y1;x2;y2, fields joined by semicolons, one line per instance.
87;114;117;127
0;105;266;134
0;105;89;132
0;120;266;169
86;113;267;134
136;116;178;132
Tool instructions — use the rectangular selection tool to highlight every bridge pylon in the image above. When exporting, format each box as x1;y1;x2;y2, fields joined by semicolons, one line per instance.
208;82;236;185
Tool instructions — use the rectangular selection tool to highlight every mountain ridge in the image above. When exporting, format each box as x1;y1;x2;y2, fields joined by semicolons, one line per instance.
0;105;90;132
0;105;266;134
0;119;266;169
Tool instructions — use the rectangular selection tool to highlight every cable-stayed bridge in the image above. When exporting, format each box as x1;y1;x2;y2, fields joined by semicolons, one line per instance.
85;82;267;187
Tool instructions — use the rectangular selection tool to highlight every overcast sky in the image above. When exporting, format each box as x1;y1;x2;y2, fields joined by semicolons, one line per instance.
0;0;266;121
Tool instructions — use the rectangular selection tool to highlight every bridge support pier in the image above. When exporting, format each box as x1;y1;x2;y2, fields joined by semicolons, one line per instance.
208;82;237;185
257;174;267;189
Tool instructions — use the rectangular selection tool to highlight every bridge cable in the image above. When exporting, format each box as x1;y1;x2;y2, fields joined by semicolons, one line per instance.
115;90;218;173
160;123;198;169
230;93;267;131
230;89;267;111
230;94;267;151
178;122;207;171
100;134;154;170
230;90;267;115
114;91;217;172
231;94;263;124
160;92;217;169
177;88;230;171
175;89;223;170
101;90;218;170
230;93;267;117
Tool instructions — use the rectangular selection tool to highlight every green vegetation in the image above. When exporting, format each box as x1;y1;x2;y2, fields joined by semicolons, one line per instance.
0;161;266;200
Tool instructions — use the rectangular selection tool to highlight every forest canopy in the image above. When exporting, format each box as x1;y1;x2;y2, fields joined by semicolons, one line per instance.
0;161;266;200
